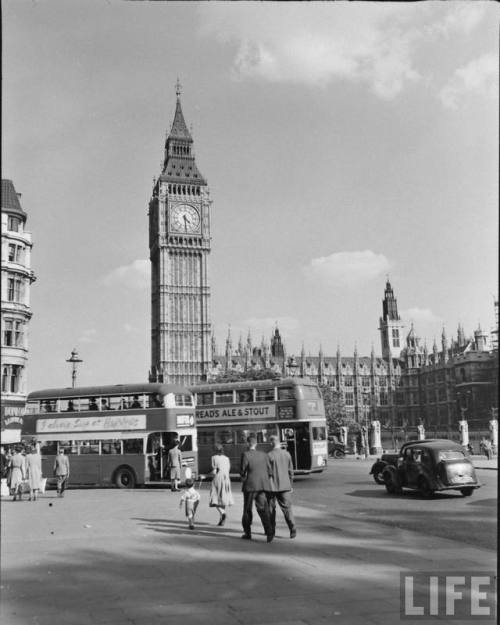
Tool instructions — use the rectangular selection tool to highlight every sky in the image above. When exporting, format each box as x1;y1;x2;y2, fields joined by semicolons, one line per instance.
2;1;498;391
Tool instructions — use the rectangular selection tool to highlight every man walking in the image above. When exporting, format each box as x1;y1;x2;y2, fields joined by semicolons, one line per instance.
268;434;297;539
240;434;273;542
168;439;182;492
53;448;70;497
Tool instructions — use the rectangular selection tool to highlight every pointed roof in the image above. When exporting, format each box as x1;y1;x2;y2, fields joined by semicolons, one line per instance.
1;179;27;219
170;97;193;141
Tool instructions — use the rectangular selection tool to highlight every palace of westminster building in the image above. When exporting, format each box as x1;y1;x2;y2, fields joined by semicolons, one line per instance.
2;87;497;433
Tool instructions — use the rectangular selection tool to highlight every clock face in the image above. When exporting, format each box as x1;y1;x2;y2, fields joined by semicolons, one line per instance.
170;204;201;234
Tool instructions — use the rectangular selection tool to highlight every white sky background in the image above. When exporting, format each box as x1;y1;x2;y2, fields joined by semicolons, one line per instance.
2;1;498;390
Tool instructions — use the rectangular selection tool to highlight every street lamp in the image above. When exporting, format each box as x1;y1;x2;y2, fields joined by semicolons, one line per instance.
66;348;83;388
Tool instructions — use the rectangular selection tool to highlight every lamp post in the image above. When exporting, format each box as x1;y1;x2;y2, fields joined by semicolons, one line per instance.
66;348;83;388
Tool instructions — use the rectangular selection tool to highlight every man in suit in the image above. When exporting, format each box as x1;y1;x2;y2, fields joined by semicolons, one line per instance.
53;448;70;497
268;434;297;539
240;434;273;542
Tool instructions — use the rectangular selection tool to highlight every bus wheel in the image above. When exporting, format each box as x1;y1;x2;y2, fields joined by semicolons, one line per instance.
114;467;136;489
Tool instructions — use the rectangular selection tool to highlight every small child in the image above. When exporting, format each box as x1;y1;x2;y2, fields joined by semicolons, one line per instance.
179;478;200;529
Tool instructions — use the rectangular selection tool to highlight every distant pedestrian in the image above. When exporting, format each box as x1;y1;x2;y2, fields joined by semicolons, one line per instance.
240;434;273;542
8;447;26;501
179;478;200;530
168;440;182;492
26;445;43;501
209;444;234;526
268;435;297;539
480;438;492;460
53;448;70;497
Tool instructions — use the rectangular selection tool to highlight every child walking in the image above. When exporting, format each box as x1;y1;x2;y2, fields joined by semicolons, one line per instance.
179;478;200;530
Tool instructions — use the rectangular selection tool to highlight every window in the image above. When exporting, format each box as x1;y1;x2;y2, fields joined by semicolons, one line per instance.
345;392;354;406
312;426;326;441
379;376;387;387
392;329;400;347
175;393;192;407
362;376;370;388
7;278;23;302
255;388;274;402
197;392;214;406
277;387;295;401
79;440;100;454
237;390;253;403
123;439;144;454
215;391;234;404
379;391;388;406
39;441;57;455
8;216;21;232
198;430;215;446
3;320;13;346
102;440;122;454
1;364;22;393
7;244;24;263
344;376;353;387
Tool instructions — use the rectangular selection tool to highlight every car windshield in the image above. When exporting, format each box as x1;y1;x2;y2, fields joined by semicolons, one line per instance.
438;449;465;461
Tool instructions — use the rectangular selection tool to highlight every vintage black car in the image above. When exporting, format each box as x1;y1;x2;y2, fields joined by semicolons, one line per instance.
370;439;480;497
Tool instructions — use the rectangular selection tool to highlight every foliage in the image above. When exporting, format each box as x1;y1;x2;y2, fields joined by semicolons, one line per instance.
208;368;281;383
319;383;356;433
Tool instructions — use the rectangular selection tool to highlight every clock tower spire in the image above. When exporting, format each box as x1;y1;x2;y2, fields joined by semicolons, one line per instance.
148;83;212;385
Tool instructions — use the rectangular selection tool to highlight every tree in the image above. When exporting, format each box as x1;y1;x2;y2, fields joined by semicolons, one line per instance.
209;368;281;383
319;383;355;433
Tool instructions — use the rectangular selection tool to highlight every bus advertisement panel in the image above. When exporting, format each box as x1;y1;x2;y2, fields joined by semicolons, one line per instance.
22;383;197;489
190;378;328;475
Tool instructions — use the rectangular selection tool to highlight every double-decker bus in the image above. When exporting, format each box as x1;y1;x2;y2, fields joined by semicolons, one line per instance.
190;377;328;475
22;383;197;489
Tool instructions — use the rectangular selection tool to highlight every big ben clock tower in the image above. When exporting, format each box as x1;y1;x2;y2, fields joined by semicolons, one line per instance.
148;82;212;385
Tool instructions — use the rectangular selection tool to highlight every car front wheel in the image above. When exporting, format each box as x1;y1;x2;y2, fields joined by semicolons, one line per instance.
383;469;402;494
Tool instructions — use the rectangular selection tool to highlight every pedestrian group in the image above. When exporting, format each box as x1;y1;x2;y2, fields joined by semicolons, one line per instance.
178;434;296;542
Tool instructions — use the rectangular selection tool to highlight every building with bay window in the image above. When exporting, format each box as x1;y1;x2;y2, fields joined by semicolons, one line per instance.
1;179;36;430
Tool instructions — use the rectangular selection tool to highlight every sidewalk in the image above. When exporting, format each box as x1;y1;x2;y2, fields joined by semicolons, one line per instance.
1;484;496;625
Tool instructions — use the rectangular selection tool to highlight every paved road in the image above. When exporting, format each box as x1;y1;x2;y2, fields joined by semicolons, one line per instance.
1;460;496;625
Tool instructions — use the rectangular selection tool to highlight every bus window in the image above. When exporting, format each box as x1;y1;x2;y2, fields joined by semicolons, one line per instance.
59;441;78;455
89;398;99;411
197;392;213;406
198;430;215;446
217;429;234;444
129;395;143;409
148;393;164;408
278;387;295;400
79;398;90;411
102;440;122;454
123;439;144;454
41;400;55;413
59;399;75;412
236;429;251;444
25;401;40;414
79;440;99;454
40;441;57;455
312;427;327;441
215;391;233;404
256;388;275;402
236;390;253;403
100;398;113;411
178;435;193;452
256;429;275;444
175;393;192;407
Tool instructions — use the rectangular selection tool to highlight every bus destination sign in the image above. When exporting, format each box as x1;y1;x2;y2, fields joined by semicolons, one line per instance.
196;405;276;423
36;415;147;433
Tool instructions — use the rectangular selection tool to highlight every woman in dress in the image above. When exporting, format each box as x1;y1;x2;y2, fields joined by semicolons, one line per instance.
209;444;234;526
8;447;26;501
26;444;43;501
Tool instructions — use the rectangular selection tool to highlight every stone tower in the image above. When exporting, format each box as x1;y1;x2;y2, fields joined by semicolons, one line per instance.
1;179;36;418
148;84;212;385
379;279;405;360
